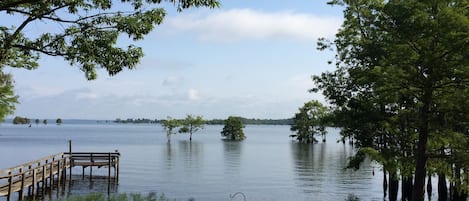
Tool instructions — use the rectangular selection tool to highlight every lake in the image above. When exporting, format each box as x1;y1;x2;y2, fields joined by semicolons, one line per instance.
0;123;384;201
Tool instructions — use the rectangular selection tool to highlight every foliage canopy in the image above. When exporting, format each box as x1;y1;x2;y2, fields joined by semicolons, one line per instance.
221;116;246;141
290;100;328;143
178;114;204;141
0;0;220;120
0;73;17;121
314;0;469;200
161;117;180;142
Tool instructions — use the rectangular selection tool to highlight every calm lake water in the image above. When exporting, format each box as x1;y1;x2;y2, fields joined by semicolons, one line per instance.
0;123;385;201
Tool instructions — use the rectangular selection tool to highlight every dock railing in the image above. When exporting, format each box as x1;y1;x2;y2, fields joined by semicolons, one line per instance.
64;152;120;181
0;151;120;201
0;152;70;200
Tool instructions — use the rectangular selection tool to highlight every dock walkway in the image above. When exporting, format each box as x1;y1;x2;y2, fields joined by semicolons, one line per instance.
0;151;120;201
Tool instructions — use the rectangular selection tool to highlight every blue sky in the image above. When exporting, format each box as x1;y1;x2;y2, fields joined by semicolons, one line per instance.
6;0;343;120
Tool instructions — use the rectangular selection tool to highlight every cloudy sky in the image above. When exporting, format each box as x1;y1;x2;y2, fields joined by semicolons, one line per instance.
6;0;343;120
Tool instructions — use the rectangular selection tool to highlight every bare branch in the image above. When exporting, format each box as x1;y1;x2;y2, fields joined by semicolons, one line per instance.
11;44;69;57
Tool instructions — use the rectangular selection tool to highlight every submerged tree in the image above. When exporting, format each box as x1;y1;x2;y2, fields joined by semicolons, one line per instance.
290;100;328;143
179;115;205;141
221;116;246;141
161;117;180;142
314;1;469;201
12;116;29;124
0;0;221;121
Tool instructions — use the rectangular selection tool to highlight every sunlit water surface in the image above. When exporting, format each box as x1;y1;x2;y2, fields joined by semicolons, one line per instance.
0;123;386;201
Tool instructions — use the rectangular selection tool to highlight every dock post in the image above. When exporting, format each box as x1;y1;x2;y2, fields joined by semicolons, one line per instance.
108;152;111;181
19;172;25;200
117;156;120;183
69;140;72;181
7;175;12;201
63;157;67;183
57;160;62;185
50;162;54;187
90;153;93;180
27;165;32;196
42;165;46;194
32;168;36;198
89;165;92;180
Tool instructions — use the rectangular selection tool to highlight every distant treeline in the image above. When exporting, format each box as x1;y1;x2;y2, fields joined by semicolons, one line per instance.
206;117;293;125
112;117;293;125
9;116;62;125
113;118;159;124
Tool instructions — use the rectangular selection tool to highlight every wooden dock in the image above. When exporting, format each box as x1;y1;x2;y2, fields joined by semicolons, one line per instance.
0;149;120;201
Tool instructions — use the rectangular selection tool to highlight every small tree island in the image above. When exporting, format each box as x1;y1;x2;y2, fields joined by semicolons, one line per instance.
12;116;30;125
290;100;328;143
221;116;246;141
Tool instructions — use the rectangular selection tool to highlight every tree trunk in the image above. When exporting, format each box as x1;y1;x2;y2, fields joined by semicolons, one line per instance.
402;175;413;201
451;166;467;201
449;182;454;201
438;173;448;201
383;170;388;199
452;190;467;201
412;93;432;201
412;129;429;201
389;173;399;201
427;175;432;201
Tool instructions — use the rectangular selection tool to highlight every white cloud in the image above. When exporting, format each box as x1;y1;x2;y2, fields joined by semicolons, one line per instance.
188;89;200;101
165;9;341;42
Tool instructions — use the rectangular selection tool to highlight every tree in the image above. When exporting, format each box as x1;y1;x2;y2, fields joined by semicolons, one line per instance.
56;118;62;125
35;119;39;124
314;1;469;200
161;117;180;142
179;115;204;141
290;100;328;143
43;119;47;125
221;116;246;141
0;72;18;122
12;116;29;124
0;0;221;121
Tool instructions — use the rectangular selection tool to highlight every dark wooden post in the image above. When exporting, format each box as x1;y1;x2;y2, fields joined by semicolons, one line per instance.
27;165;32;196
63;157;67;183
108;152;112;195
7;174;12;201
19;171;25;200
90;153;93;180
117;156;120;183
57;160;61;185
69;140;72;181
42;165;46;194
108;152;111;181
50;161;54;187
32;168;36;198
68;140;72;154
